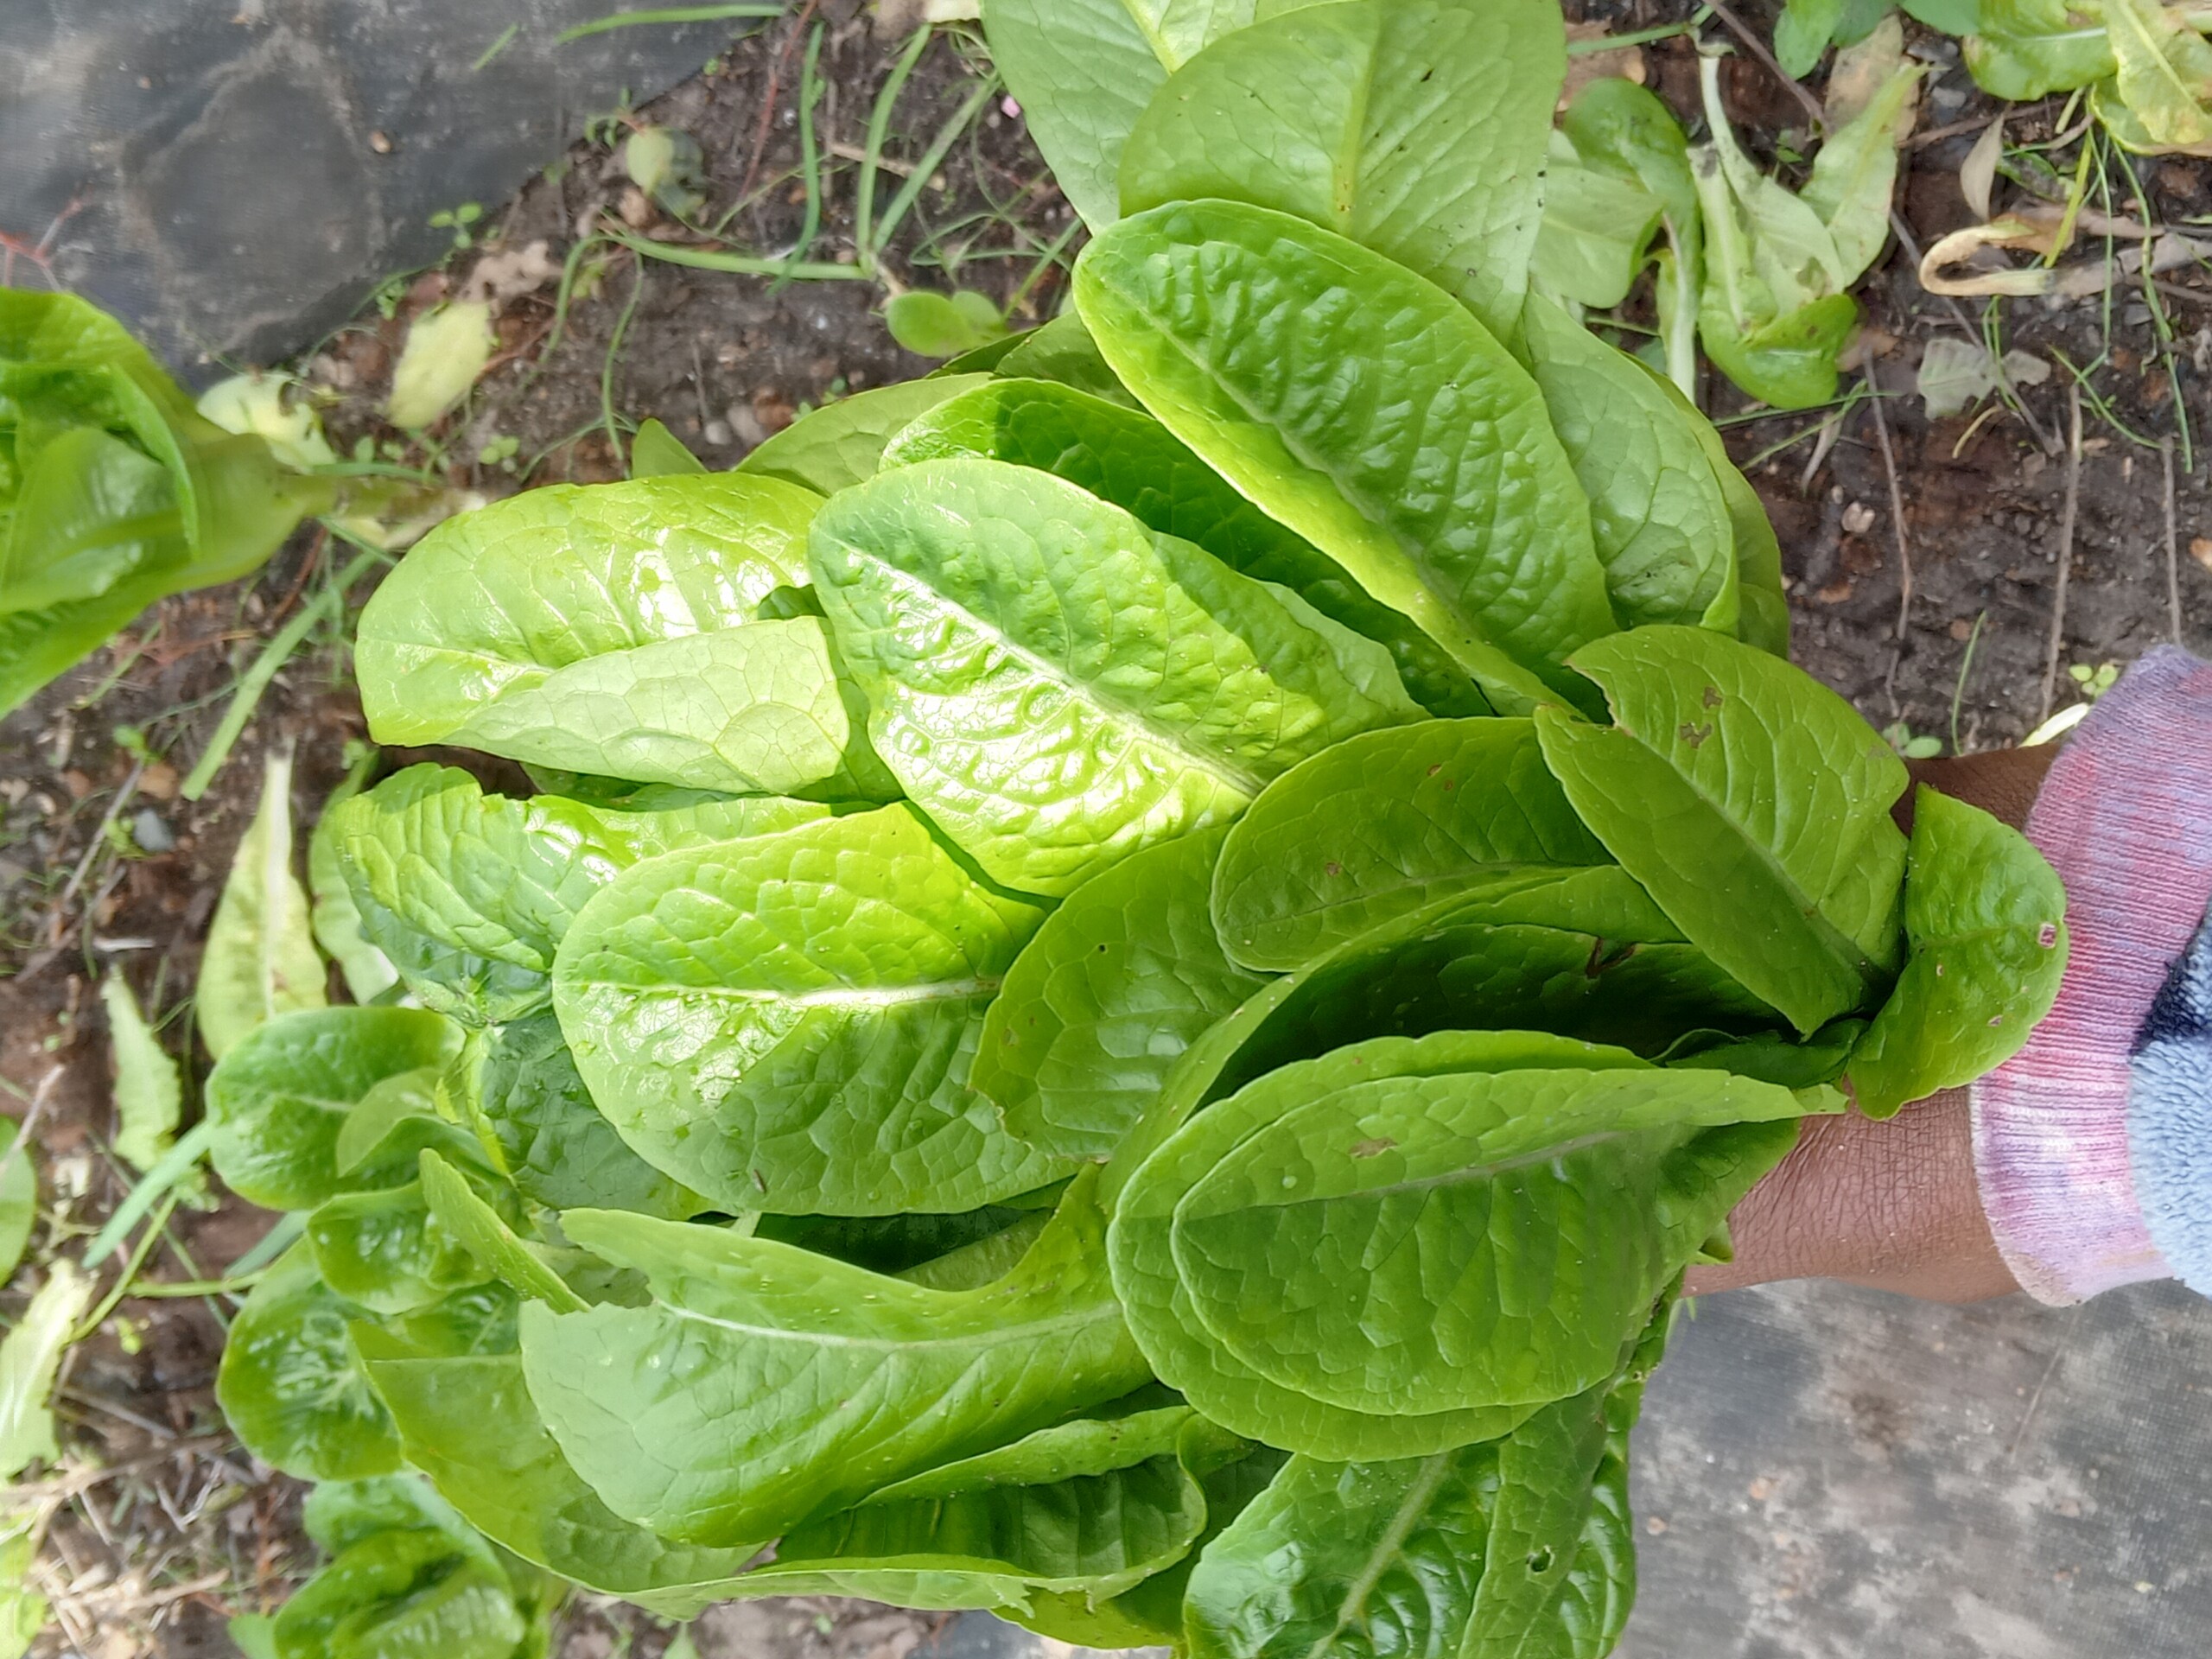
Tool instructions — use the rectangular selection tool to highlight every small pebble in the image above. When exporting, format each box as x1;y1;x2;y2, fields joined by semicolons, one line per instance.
702;418;732;447
132;808;175;853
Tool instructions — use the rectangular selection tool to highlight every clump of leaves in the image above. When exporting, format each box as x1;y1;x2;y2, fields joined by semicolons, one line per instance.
1967;0;2212;153
194;3;2071;1656
0;291;339;715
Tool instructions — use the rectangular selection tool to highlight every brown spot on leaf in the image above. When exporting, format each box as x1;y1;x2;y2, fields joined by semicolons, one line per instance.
1703;683;1724;709
1679;721;1714;748
1350;1137;1397;1159
1324;861;1344;878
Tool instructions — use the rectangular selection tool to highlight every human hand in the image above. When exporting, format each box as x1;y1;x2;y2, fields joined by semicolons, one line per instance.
1683;747;2057;1304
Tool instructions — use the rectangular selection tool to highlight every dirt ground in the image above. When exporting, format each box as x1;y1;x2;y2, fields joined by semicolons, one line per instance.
0;0;2207;1653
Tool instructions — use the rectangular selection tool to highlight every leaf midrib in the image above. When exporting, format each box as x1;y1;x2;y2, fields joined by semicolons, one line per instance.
1306;1452;1459;1659
652;1288;1120;1354
849;537;1269;799
1609;711;1878;996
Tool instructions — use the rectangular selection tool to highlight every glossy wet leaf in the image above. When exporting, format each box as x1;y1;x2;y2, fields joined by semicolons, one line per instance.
1210;719;1610;973
329;763;830;1024
459;1014;700;1221
883;378;1479;716
199;747;327;1060
1847;787;2069;1117
206;1007;465;1211
215;1243;401;1481
417;1148;587;1313
308;1179;494;1318
1535;626;1908;1033
518;1170;1149;1546
976;826;1268;1161
736;376;989;495
1076;200;1615;714
102;973;180;1171
550;804;1065;1215
355;473;818;748
810;457;1418;894
1117;0;1564;337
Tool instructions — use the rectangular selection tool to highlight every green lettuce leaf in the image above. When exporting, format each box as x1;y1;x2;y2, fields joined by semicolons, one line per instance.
1076;199;1616;714
810;456;1419;895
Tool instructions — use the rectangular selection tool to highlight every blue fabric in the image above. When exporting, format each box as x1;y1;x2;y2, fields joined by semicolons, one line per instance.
2130;909;2212;1296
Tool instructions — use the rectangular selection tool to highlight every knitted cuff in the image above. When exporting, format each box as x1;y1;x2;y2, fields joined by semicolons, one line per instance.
1969;647;2212;1305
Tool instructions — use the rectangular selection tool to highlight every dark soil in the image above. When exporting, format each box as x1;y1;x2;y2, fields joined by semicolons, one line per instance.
1;1;2208;1653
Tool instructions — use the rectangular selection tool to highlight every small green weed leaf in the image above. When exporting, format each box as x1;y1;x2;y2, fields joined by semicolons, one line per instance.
206;1007;464;1211
736;377;988;495
976;825;1268;1160
519;1170;1149;1546
1847;787;2069;1117
1519;298;1739;633
214;1243;402;1480
198;747;327;1060
884;377;1480;715
1118;0;1565;337
810;456;1418;894
0;1261;91;1478
1211;719;1610;973
885;291;1007;359
1536;626;1907;1033
629;417;708;478
356;473;818;747
101;974;180;1172
1077;200;1616;714
550;804;1065;1215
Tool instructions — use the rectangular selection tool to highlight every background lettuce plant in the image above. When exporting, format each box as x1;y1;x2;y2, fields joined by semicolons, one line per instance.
194;3;2073;1656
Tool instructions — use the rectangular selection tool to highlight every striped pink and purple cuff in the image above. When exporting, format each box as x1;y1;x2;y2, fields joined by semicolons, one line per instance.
1969;647;2212;1305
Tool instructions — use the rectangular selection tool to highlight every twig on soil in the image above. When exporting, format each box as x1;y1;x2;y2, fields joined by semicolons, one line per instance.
2038;382;2085;722
2163;436;2183;643
739;0;823;202
1866;361;1913;642
1700;0;1828;133
53;761;146;925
